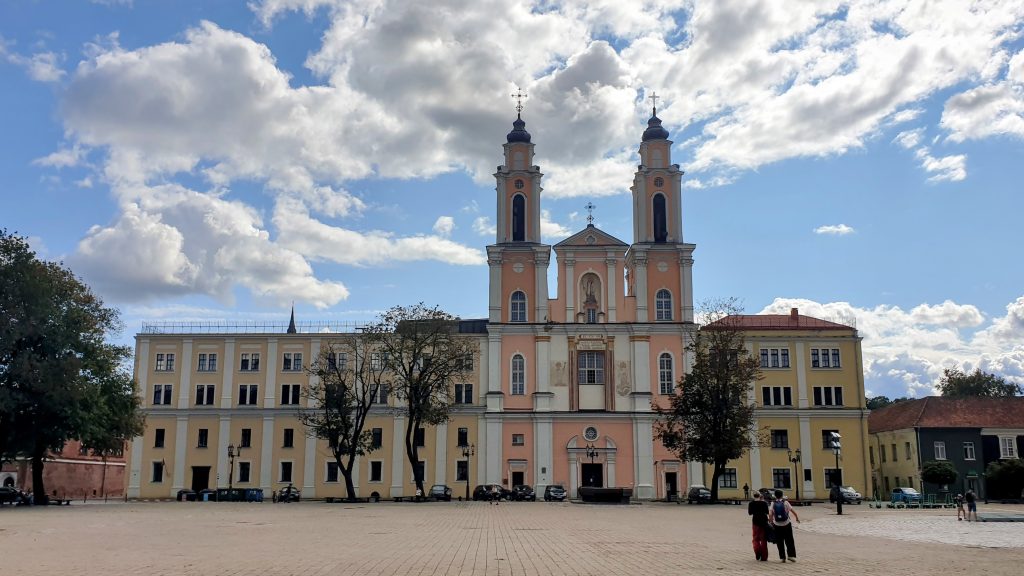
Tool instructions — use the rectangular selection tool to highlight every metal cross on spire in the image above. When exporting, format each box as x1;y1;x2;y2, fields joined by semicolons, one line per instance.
512;87;528;116
648;91;660;114
585;202;596;225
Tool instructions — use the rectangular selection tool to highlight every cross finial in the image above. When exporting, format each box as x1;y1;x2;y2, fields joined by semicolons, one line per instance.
585;202;596;225
512;87;528;117
648;91;660;114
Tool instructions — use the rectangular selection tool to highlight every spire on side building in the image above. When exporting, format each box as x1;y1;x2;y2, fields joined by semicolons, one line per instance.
287;304;297;334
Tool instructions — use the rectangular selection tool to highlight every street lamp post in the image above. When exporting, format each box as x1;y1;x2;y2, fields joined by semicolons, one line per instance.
787;448;802;502
830;432;843;515
461;444;475;501
585;443;598;463
228;444;236;497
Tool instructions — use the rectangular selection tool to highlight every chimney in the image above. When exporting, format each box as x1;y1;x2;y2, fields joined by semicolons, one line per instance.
790;308;799;321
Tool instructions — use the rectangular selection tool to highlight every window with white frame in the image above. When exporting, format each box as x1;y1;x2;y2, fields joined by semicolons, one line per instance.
238;462;251;483
510;291;527;322
195;384;216;406
963;442;976;461
240;428;252;448
719;468;738;488
279;461;293;482
283;428;294;448
761;386;793;406
152;461;164;483
282;352;303;372
811;348;841;368
812;386;844;406
658;353;674;394
197;429;209;448
326;462;339;483
369;461;383;482
238;384;259;406
577;351;605;384
371;428;383;449
240;352;260;371
655;289;672;321
511;354;525;395
280;384;301;405
759;348;791;369
155;353;175;372
456;460;469;482
197;353;217;372
152;384;173;405
371;352;386;371
772;468;791;489
771;430;789;449
455;383;473;404
457;427;469;447
934;441;947;460
327;352;347;371
512;433;525;446
371;383;389;404
1000;436;1017;459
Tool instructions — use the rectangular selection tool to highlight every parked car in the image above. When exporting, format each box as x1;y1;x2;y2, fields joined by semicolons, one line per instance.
0;486;20;505
544;484;567;502
428;484;453;501
686;485;712;504
831;486;862;504
512;485;536;501
278;485;301;502
472;484;510;501
891;487;921;504
757;488;781;502
176;489;197;502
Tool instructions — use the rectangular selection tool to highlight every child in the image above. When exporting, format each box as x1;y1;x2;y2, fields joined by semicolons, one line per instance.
955;493;964;521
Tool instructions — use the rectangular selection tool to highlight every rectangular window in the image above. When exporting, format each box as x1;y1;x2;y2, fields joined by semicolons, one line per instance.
456;460;469;482
772;468;791;490
511;356;525;395
457;427;469;447
905;442;912;461
238;462;250;483
327;352;348;371
281;384;301;405
197;429;208;448
197;353;207;372
811;348;840;369
881;444;886;462
372;383;389;404
757;348;790;368
511;433;525;446
326;462;339;483
371;352;384;370
869;446;875;466
155;353;176;372
283;428;294;448
963;442;976;461
238;384;259;406
760;349;769;368
241;428;252;448
908;477;914;489
282;352;303;372
154;428;165;448
577;351;605;385
152;384;173;405
1000;437;1016;458
152;461;164;483
414;427;425;447
762;386;793;406
195;384;216;406
812;386;844;406
771;430;789;449
370;461;383;482
458;354;474;371
822;429;840;450
280;461;292;482
240;353;261;371
371;428;383;449
770;349;779;368
780;349;790;368
820;349;830;368
831;349;841;368
455;383;473;404
719;468;738;488
934;441;947;460
197;353;217;372
891;444;897;462
824;468;843;488
811;349;819;368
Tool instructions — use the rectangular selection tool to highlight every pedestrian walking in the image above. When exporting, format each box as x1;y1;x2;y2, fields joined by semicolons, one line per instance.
955;493;964;520
769;490;800;563
965;489;978;522
743;483;751;499
748;491;769;561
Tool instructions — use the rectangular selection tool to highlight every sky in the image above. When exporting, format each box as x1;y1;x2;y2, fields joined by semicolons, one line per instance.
2;0;1023;400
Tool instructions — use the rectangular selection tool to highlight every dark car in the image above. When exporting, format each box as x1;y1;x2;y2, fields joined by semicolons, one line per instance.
512;485;536;501
428;484;453;501
472;484;509;501
0;486;19;505
278;485;301;502
686;485;712;504
757;488;779;502
830;486;862;504
176;489;197;502
544;484;567;502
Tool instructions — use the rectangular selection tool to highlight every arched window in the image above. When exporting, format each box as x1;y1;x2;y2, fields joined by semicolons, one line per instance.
512;194;525;242
653;193;667;243
655;289;672;321
511;354;525;395
510;291;527;322
659;353;674;395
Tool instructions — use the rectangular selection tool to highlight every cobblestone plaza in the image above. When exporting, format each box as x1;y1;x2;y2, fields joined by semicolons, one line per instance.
2;501;1022;575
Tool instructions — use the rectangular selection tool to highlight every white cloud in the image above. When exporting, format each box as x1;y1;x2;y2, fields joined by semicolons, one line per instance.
472;216;496;237
1;39;65;82
540;209;572;240
432;216;455;237
75;177;94;188
813;224;854;236
893;129;923;150
915;148;967;182
33;144;89;168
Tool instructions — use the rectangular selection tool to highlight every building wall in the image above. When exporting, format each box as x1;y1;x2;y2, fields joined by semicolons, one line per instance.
1;439;126;499
871;428;920;496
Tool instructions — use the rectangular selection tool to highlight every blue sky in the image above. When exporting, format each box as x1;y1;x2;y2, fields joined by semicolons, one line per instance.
2;0;1023;399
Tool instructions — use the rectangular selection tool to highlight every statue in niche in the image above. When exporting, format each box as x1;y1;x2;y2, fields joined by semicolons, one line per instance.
551;361;567;387
616;361;631;396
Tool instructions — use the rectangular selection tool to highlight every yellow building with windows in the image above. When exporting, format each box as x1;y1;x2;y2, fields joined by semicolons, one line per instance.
692;309;871;501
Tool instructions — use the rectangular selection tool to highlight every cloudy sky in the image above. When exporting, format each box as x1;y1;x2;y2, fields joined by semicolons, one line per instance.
2;0;1023;399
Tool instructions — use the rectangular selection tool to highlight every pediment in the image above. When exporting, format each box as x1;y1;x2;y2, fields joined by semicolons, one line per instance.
554;225;628;248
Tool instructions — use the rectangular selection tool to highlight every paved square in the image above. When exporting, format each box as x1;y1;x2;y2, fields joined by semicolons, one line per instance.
2;500;1022;575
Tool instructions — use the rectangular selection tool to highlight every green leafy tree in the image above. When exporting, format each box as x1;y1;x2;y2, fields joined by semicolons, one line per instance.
367;304;476;496
985;459;1024;500
865;396;911;410
0;230;144;502
921;460;958;489
937;368;1021;397
655;298;764;502
299;340;382;501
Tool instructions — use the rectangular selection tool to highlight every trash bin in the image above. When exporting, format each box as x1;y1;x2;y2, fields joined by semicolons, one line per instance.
202;492;209;502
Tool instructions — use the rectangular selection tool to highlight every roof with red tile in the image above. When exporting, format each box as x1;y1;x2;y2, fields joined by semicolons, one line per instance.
868;396;1024;433
704;313;853;331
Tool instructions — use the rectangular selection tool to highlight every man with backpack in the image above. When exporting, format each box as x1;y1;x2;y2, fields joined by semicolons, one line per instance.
769;490;800;562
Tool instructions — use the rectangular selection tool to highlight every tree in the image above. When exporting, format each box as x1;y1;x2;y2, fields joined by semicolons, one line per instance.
367;304;475;497
299;340;382;501
921;460;958;490
655;299;764;502
937;368;1021;397
0;230;144;502
865;396;911;410
986;459;1024;500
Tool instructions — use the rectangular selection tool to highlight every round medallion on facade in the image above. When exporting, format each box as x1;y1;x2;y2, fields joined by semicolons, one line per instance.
512;262;524;273
654;176;664;188
657;261;668;272
586;235;596;245
583;426;599;442
514;179;525;189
